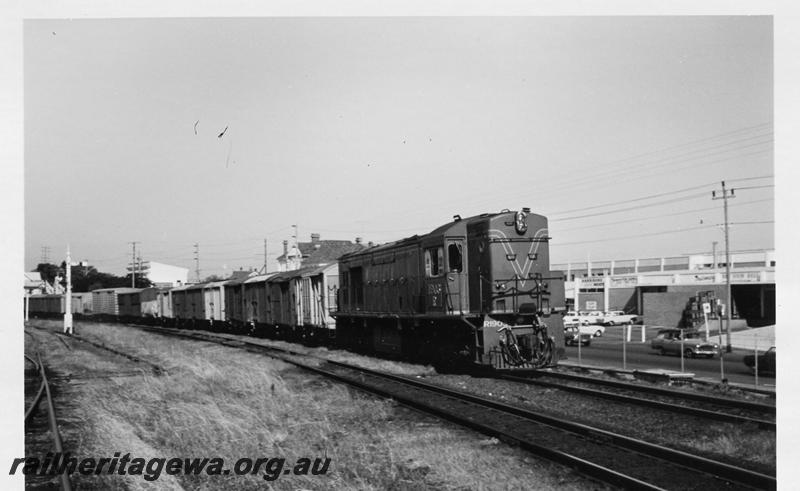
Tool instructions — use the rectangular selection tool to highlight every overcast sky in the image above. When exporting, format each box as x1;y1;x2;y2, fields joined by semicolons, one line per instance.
24;16;773;277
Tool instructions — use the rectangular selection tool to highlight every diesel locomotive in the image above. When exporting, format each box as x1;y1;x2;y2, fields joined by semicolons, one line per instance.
334;209;565;368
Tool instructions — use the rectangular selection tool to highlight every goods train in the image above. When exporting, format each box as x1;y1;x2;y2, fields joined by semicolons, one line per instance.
25;209;566;369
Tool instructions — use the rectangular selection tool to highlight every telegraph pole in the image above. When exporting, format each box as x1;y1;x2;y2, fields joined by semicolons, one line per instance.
712;241;718;270
712;181;735;352
41;246;51;264
129;241;139;287
263;239;268;274
194;243;201;283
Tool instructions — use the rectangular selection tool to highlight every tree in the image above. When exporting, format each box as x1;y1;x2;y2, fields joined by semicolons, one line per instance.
34;263;62;285
33;262;153;292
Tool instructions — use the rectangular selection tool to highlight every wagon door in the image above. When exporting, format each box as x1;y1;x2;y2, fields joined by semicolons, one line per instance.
445;238;468;314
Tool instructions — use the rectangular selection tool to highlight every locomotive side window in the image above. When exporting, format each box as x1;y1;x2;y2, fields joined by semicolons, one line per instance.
448;243;463;273
425;247;444;277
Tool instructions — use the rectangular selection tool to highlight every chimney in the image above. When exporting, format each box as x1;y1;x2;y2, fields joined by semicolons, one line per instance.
311;233;320;243
355;237;362;245
368;241;374;247
283;240;288;256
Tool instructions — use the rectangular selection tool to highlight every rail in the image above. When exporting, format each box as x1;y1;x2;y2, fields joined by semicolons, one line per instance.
25;352;73;491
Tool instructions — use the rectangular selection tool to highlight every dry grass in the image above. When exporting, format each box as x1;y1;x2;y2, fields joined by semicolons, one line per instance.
430;373;776;471
25;319;596;490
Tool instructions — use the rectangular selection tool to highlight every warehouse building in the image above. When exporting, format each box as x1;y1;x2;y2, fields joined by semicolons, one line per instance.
553;249;775;328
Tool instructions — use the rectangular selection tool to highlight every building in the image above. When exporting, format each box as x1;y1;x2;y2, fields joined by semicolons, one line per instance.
553;249;775;328
276;233;365;272
24;272;46;295
128;261;189;287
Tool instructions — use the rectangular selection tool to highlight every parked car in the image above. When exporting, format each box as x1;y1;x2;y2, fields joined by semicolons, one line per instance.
743;346;775;375
650;328;719;358
562;311;583;326
581;323;605;337
580;311;605;325
564;326;592;346
600;310;639;326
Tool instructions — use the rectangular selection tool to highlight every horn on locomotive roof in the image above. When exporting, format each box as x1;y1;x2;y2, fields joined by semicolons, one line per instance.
453;215;462;221
522;207;531;213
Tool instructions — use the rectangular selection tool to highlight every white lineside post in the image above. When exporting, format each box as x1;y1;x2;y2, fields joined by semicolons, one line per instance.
64;245;73;334
680;328;685;373
754;333;759;388
25;290;29;322
717;306;726;382
622;324;627;370
641;323;646;343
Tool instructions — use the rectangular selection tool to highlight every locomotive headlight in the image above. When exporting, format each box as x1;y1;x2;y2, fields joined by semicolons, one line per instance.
495;282;506;290
514;210;528;235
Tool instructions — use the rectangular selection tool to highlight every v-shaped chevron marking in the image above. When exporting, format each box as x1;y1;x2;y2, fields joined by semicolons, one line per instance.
487;228;548;287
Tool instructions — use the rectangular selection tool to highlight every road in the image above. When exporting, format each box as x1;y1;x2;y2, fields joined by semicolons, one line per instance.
560;325;775;387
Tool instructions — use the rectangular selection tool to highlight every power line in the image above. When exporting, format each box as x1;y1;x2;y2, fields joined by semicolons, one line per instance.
330;124;774;228
553;198;774;233
552;220;773;247
728;175;774;183
553;224;716;246
548;182;716;217
552;191;709;222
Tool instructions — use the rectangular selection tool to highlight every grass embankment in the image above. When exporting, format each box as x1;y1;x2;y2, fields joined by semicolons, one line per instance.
26;320;594;490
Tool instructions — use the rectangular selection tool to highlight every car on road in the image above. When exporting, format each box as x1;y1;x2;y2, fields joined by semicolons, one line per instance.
650;328;719;358
584;323;606;337
601;310;639;326
562;311;584;326
562;311;606;336
563;310;604;326
564;326;592;346
743;346;775;375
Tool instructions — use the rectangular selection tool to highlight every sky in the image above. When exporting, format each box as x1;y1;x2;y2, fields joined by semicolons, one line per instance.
23;16;773;278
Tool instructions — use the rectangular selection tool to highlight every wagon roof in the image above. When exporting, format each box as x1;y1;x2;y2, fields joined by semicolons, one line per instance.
92;287;142;294
202;280;228;288
243;272;279;284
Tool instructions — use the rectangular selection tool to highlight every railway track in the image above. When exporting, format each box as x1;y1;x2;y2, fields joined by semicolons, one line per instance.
127;324;776;490
24;352;73;491
498;371;776;430
27;324;166;377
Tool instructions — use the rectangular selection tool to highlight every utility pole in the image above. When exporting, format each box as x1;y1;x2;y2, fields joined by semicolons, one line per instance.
129;241;139;287
712;181;735;353
41;246;51;264
712;241;718;270
194;243;201;283
263;239;268;274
